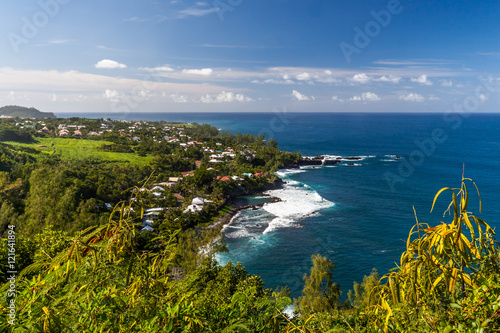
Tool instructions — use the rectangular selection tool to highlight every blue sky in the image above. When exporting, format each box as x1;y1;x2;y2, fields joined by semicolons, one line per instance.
0;0;499;113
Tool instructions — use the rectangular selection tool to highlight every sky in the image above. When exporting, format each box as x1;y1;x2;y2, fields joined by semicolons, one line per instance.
0;0;499;114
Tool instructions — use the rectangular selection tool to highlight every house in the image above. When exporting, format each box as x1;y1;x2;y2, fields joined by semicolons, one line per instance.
142;207;165;223
74;130;83;137
150;186;165;198
191;197;212;205
153;181;177;188
59;129;70;136
242;173;253;178
169;177;183;183
183;197;212;213
151;186;165;192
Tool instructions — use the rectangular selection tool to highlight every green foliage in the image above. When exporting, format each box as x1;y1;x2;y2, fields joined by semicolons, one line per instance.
296;254;341;314
348;268;380;308
0;126;34;143
357;176;500;332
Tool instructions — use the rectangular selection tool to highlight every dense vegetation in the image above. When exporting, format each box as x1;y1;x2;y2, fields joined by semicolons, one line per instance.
1;116;499;332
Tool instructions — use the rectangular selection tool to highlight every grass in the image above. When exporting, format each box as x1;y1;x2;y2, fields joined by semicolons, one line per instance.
4;137;153;166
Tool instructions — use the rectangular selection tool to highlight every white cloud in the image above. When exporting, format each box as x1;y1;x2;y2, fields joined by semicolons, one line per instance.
429;95;440;101
51;94;57;102
441;80;453;87
375;75;401;83
104;89;120;102
351;73;371;84
296;72;311;81
48;39;72;45
170;94;188;103
178;6;218;17
292;90;311;101
399;93;425;102
141;66;174;72
200;91;253;103
411;74;432;86
349;92;380;102
0;68;233;97
95;59;127;69
362;92;380;101
182;68;213;76
253;78;296;85
479;94;488;102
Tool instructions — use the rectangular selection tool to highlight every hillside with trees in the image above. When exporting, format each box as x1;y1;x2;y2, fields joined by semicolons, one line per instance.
1;117;500;332
0;105;56;119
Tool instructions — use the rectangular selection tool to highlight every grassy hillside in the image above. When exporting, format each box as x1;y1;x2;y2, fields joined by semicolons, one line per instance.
4;137;152;166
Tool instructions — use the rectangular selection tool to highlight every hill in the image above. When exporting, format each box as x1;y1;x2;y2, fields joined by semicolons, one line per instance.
0;105;56;118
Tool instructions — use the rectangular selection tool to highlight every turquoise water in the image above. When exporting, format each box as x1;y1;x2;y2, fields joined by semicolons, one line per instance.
57;112;500;298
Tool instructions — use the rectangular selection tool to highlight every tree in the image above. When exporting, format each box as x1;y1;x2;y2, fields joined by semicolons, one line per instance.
296;254;341;314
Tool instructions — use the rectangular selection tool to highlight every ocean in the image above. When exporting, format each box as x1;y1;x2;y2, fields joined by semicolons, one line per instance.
56;111;500;298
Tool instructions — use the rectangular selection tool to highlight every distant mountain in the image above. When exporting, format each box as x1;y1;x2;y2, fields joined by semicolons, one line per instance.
0;105;56;118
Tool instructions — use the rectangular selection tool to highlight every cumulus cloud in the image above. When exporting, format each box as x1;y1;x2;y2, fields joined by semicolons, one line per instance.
200;91;253;103
292;90;311;101
182;68;213;76
411;74;432;86
399;93;425;102
170;94;188;103
351;73;371;84
104;89;120;102
296;72;311;81
95;59;127;69
375;75;401;83
349;92;380;101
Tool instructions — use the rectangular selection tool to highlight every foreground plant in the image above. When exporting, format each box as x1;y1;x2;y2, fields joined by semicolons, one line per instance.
368;176;500;332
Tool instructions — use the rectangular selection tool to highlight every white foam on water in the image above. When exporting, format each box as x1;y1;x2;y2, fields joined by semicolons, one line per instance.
261;171;335;234
275;168;306;178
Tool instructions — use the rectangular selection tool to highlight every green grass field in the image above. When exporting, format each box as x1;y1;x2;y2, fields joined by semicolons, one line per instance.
4;137;152;166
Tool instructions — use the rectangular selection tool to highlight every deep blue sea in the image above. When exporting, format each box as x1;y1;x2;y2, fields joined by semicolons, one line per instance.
57;112;500;298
